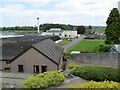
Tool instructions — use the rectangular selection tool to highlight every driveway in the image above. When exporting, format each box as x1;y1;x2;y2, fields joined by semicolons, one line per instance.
0;71;34;88
63;35;85;51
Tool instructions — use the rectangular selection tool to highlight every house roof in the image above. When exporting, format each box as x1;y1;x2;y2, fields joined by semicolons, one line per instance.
109;44;120;52
0;35;61;61
46;30;76;33
32;39;63;64
47;30;63;33
85;29;92;32
0;41;38;61
95;30;104;34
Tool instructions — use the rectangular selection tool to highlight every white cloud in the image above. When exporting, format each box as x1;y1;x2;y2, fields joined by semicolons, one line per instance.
3;0;55;7
0;0;120;27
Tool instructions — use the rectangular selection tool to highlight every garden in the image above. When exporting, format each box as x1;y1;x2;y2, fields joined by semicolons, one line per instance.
22;65;120;89
66;39;109;54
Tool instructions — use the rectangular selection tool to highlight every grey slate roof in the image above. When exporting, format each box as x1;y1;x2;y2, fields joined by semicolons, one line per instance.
0;41;37;61
85;29;93;32
0;35;61;61
84;34;105;39
95;30;104;34
32;39;63;64
46;30;76;33
47;30;63;33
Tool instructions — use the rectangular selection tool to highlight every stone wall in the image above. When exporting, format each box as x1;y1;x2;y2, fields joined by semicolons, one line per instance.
70;53;119;67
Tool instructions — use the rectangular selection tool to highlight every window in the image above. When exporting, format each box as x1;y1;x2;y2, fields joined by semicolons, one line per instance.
33;65;39;73
65;34;67;37
18;65;24;72
41;66;47;73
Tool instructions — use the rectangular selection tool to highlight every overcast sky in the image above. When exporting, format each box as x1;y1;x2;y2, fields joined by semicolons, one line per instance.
0;0;119;27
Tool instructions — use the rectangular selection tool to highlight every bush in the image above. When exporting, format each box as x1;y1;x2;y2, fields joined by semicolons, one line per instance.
69;65;120;82
68;64;79;69
94;44;112;52
68;81;120;90
36;71;65;86
22;76;48;89
22;71;65;89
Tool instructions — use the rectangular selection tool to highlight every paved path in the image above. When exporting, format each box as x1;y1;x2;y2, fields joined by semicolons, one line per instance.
63;36;85;51
0;71;34;88
52;60;89;89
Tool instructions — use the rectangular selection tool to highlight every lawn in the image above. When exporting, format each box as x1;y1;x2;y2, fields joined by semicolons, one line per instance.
57;40;72;46
92;27;106;31
65;39;104;54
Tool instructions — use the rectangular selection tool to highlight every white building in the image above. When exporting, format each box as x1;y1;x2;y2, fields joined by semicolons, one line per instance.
41;28;78;38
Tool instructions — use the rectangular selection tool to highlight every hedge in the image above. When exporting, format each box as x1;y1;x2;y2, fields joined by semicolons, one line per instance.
68;81;120;90
69;65;120;82
22;71;65;89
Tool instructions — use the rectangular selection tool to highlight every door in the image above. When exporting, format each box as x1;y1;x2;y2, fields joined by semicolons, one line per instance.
41;66;47;73
33;65;39;73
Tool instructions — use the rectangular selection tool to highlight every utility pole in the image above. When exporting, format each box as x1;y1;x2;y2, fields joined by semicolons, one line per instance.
37;17;39;33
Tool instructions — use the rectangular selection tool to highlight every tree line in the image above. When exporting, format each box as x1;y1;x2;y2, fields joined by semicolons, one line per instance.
0;23;93;34
0;24;74;32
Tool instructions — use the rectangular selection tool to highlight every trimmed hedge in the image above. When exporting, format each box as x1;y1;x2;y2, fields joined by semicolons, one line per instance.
68;64;79;69
69;65;120;82
68;81;120;90
22;71;65;89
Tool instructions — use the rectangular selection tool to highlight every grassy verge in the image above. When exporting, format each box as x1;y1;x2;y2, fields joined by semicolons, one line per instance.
57;40;72;46
65;39;104;54
92;27;106;31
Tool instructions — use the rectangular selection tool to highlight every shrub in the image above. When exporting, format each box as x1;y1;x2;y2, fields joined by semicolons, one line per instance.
22;71;65;89
36;71;65;86
68;81;120;90
69;65;120;82
94;44;112;52
22;76;48;89
68;64;79;69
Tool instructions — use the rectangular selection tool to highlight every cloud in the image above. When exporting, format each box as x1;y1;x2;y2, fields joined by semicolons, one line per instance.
0;0;120;27
2;0;55;7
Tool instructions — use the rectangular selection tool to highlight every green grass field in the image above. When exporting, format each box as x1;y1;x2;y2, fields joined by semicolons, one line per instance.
92;27;106;31
57;40;72;46
65;39;105;54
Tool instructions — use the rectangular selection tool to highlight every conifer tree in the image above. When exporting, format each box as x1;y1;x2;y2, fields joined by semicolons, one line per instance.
105;8;120;44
